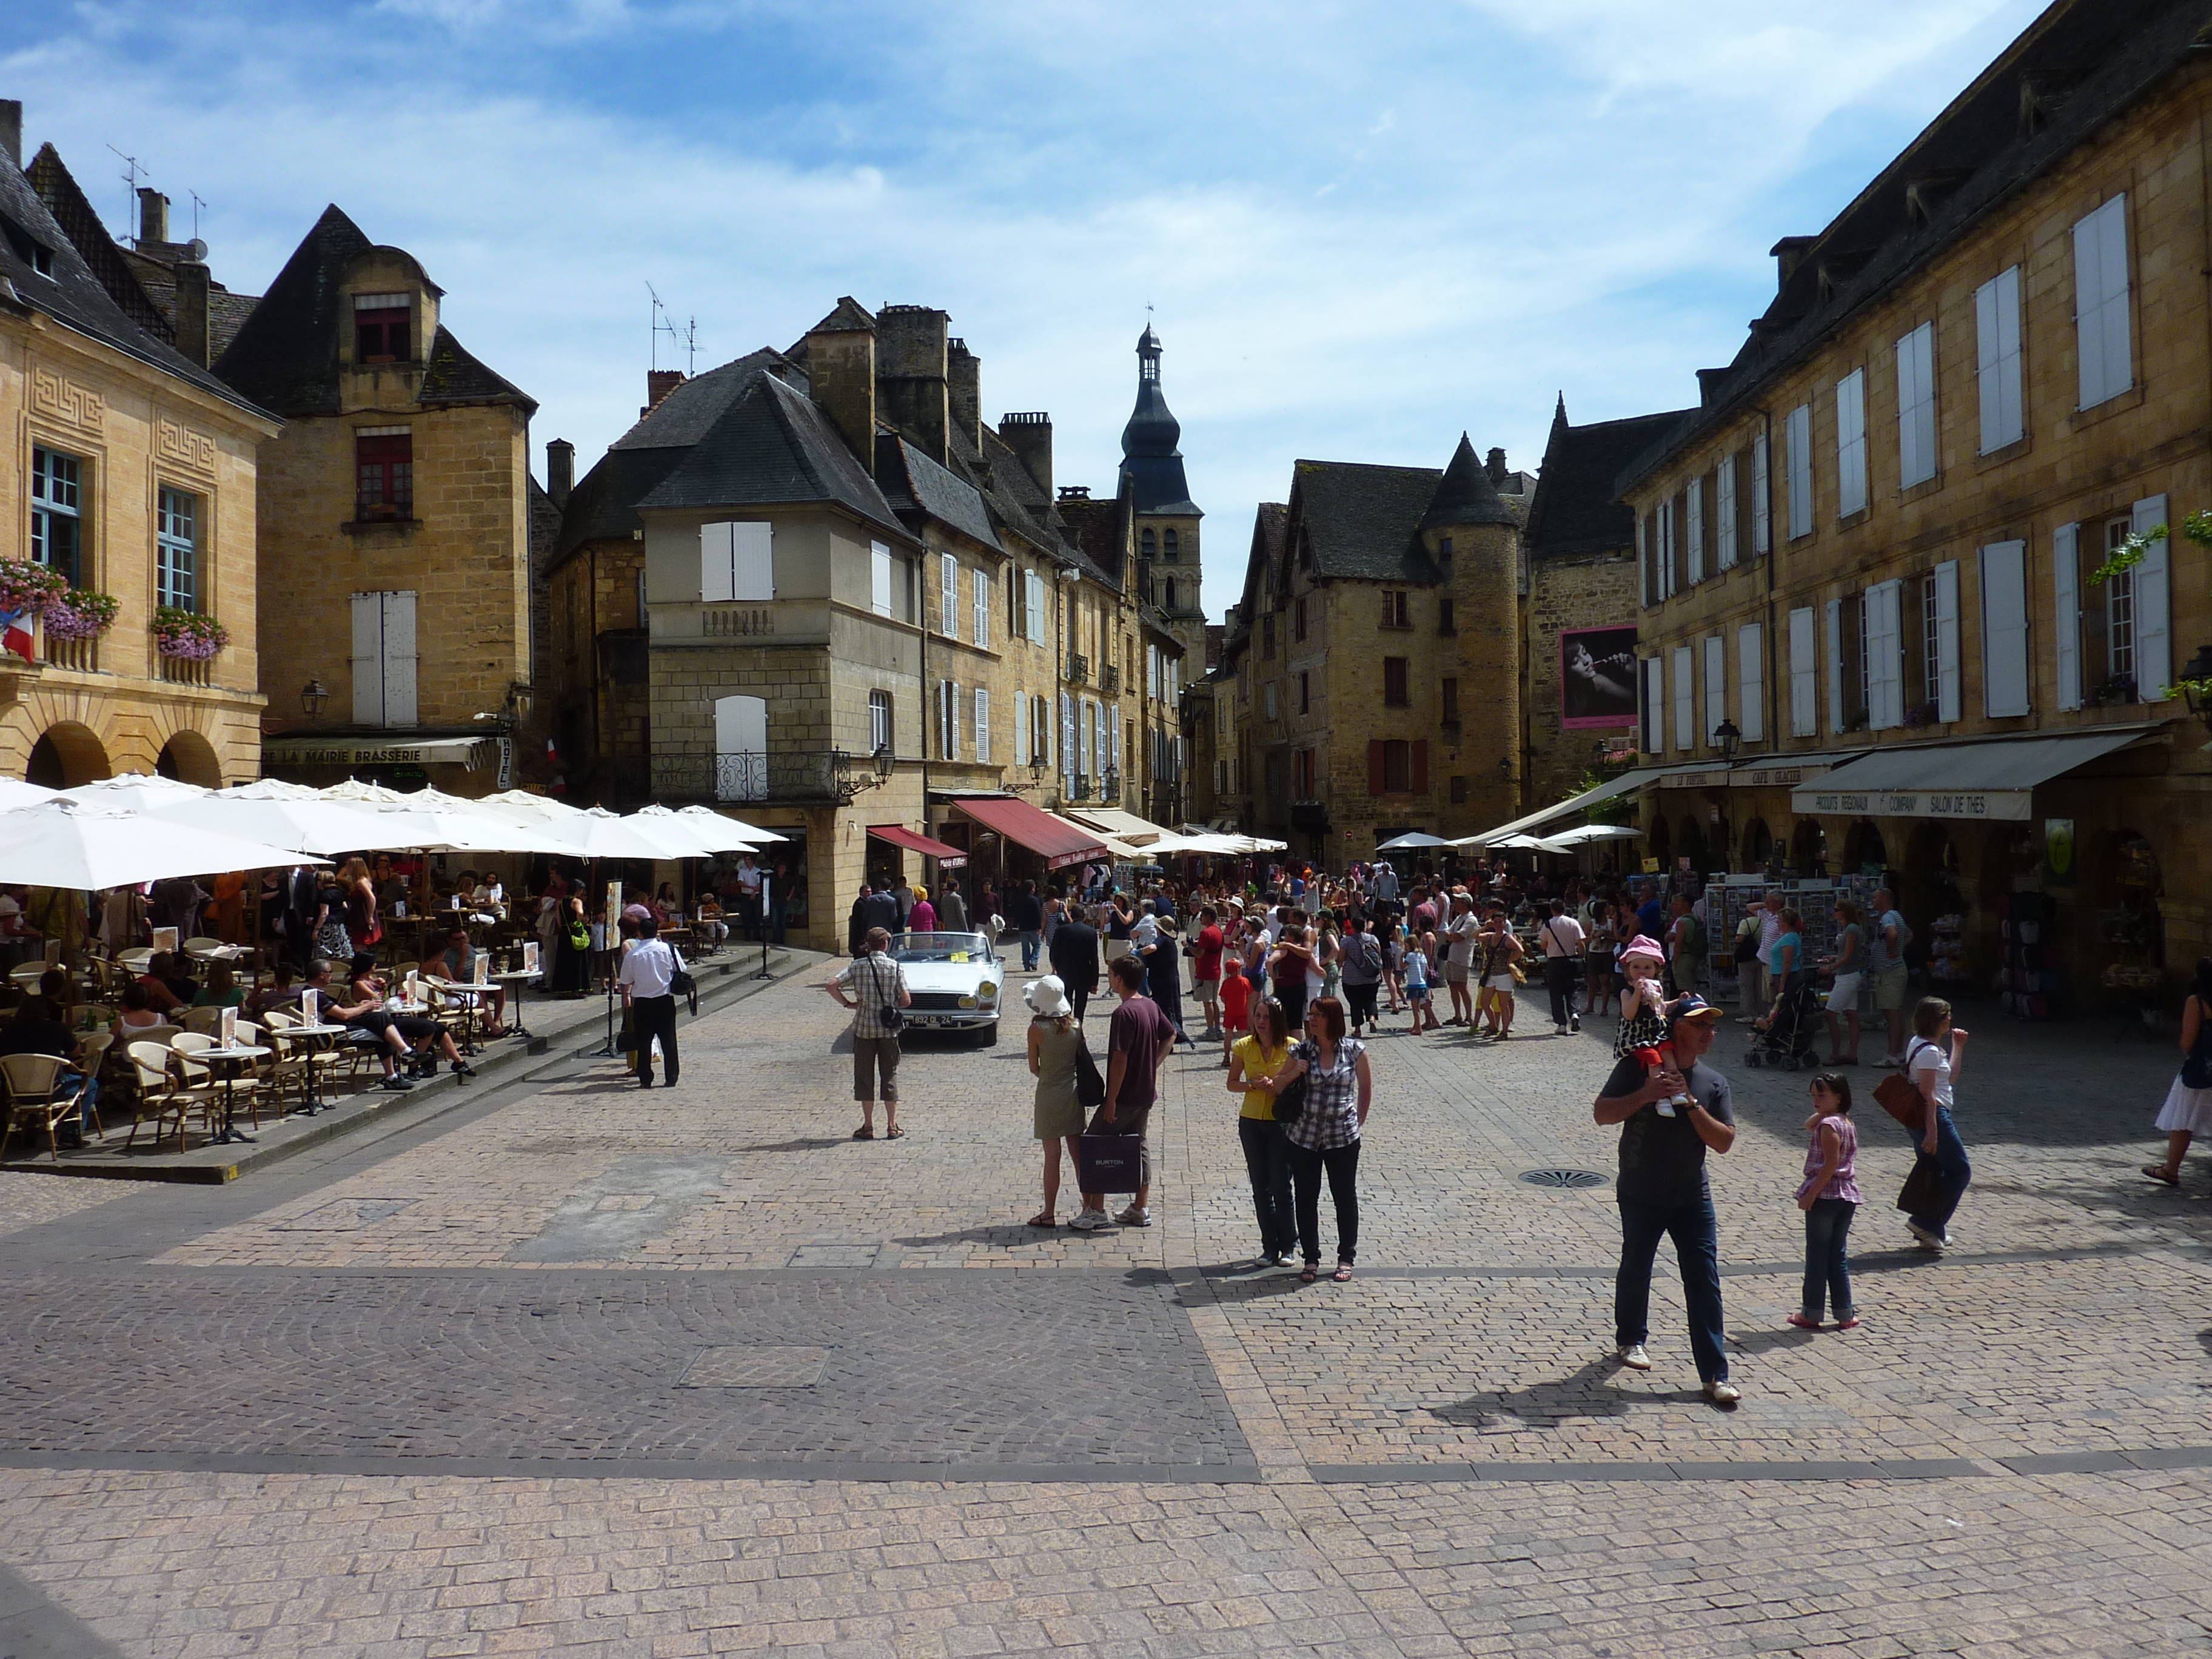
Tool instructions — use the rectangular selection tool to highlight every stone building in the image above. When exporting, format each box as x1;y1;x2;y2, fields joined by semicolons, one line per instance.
215;206;543;794
0;109;278;786
1223;437;1523;863
1621;0;2212;995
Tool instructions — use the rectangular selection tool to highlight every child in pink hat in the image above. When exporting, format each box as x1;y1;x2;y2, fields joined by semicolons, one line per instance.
1612;935;1677;1059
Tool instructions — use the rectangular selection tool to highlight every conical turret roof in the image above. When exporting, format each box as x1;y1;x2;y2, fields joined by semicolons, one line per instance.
1419;433;1517;530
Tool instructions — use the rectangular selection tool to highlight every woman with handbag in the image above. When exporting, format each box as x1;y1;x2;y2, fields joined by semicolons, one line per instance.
1265;995;1372;1284
1901;996;1971;1253
2144;957;2212;1185
1024;976;1087;1227
550;893;593;997
1226;998;1296;1267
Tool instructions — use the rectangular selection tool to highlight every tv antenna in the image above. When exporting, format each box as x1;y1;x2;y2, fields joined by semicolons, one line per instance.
189;190;207;241
107;145;146;235
647;283;696;376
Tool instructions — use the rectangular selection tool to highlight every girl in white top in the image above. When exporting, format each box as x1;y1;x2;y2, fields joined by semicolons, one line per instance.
1903;995;1971;1252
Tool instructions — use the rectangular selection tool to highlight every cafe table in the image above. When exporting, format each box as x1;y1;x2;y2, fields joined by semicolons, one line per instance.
195;1042;271;1145
490;967;541;1039
283;1022;352;1114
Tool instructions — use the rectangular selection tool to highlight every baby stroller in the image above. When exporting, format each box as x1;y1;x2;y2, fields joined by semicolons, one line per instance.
1744;973;1821;1070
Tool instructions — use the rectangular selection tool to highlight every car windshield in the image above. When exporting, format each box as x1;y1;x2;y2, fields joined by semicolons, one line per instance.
892;931;991;964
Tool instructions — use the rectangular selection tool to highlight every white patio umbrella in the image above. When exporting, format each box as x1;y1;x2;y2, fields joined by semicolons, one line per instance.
1375;832;1456;851
631;805;756;857
0;799;326;888
0;779;57;811
545;808;709;862
1538;823;1642;849
60;773;211;813
351;800;581;855
149;788;404;857
676;804;786;845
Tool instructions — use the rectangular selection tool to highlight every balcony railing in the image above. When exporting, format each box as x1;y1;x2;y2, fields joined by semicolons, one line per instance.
1099;769;1120;804
1068;772;1091;802
44;636;98;673
1099;663;1121;695
156;655;212;688
714;749;876;805
1065;652;1090;686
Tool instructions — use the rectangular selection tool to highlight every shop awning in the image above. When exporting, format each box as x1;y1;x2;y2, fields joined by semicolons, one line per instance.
1063;806;1175;846
868;823;967;868
950;796;1108;868
1456;762;1707;847
263;735;498;769
1789;727;2160;822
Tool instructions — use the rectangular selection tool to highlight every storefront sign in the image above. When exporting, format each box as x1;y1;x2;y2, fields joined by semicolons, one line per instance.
1792;787;2031;821
1729;762;1832;788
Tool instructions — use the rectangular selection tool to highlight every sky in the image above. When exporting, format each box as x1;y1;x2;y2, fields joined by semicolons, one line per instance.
7;0;2051;622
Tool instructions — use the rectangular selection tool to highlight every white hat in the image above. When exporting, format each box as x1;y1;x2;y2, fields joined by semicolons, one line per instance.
1024;975;1071;1019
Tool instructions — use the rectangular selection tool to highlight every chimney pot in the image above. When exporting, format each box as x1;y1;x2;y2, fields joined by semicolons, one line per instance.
1769;235;1817;292
806;302;879;463
137;187;170;246
173;262;210;369
0;101;20;169
546;438;575;509
998;412;1053;498
642;369;684;418
1485;447;1507;484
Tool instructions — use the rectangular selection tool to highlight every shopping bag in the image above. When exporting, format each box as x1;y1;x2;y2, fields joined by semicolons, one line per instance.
1895;1153;1941;1215
1075;1133;1144;1191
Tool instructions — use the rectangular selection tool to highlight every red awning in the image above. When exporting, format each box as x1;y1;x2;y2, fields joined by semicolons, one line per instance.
950;796;1107;869
867;824;968;868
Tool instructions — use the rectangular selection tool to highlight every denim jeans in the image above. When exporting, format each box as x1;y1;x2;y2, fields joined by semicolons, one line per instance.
1237;1115;1295;1258
1544;956;1579;1025
1801;1197;1856;1320
1287;1138;1360;1265
1908;1107;1971;1238
1019;930;1041;971
1615;1191;1728;1382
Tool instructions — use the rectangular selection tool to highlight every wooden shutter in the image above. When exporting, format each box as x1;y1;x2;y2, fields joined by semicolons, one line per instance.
729;523;772;601
2075;196;2132;409
700;522;737;602
1686;478;1704;585
1977;542;2028;717
1367;740;1386;797
2133;494;2170;699
1715;454;1737;570
1789;607;1817;736
381;591;418;726
1751;432;1771;555
1786;404;1813;539
1825;598;1845;734
1014;693;1027;764
939;554;959;639
871;541;893;617
1026;571;1044;641
350;592;385;725
1737;623;1764;742
974;687;990;762
1835;369;1867;516
2053;523;2082;710
1977;268;2024;453
1643;656;1664;753
1671;644;1694;751
1897;324;1935;488
1637;515;1649;608
1934;559;1963;722
973;569;989;648
1865;580;1904;729
1703;635;1725;745
1411;740;1429;796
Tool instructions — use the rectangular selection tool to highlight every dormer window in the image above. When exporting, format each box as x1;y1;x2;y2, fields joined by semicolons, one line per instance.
354;292;412;363
28;243;52;278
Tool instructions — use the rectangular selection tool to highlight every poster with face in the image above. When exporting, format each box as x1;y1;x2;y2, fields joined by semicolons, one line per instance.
1561;625;1640;729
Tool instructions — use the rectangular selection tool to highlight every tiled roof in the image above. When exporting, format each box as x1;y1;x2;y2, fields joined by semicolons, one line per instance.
1419;433;1518;531
0;146;266;417
550;444;689;565
877;435;1002;551
1289;460;1443;584
635;368;908;541
1056;493;1128;592
418;324;535;412
1526;398;1695;558
22;146;173;342
612;350;803;452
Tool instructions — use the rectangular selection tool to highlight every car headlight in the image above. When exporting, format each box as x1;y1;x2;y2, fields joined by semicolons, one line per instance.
958;994;979;1009
977;981;998;1002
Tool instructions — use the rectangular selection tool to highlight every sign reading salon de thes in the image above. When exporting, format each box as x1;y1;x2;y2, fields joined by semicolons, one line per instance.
1791;787;2030;822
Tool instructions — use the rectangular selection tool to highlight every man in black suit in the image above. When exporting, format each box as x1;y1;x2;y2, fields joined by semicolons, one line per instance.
861;884;902;945
848;883;876;958
1048;902;1102;1025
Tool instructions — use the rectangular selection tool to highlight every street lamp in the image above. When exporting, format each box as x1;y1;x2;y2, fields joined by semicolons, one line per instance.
2180;644;2212;737
299;677;329;718
1714;718;1741;761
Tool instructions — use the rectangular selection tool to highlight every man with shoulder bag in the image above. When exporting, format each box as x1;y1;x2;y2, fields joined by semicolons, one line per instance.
828;926;911;1140
616;916;685;1088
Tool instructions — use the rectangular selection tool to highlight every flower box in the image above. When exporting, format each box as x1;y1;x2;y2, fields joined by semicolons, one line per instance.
153;607;229;662
0;560;69;615
41;589;119;642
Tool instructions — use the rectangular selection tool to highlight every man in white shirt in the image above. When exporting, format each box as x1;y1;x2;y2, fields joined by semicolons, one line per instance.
616;916;682;1088
1537;900;1587;1036
733;854;766;941
1444;895;1480;1026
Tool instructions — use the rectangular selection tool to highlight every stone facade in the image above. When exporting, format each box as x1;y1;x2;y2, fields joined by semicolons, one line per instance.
1623;3;2212;994
1521;549;1640;807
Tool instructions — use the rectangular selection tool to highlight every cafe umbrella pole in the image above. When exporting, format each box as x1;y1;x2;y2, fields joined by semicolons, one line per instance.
577;859;620;1060
754;874;774;980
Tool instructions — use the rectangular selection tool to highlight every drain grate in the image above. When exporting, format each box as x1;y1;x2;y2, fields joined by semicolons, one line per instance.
1518;1168;1609;1190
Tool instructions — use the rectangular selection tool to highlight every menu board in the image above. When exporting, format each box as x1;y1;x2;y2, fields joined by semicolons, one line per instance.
220;1005;238;1049
301;987;320;1027
522;941;540;976
474;951;489;985
152;927;179;954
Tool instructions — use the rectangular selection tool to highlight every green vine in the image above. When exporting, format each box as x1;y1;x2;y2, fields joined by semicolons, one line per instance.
2090;511;2212;586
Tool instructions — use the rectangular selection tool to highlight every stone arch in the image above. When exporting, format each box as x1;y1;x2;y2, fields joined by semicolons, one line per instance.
1740;816;1772;870
155;728;224;788
25;720;111;788
1791;817;1828;876
1676;816;1709;873
1842;818;1889;874
1646;813;1671;871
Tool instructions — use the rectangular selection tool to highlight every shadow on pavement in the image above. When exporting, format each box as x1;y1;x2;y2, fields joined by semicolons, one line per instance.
1429;1355;1704;1427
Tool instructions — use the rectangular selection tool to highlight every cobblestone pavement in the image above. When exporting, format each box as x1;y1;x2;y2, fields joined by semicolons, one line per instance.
0;970;2206;1657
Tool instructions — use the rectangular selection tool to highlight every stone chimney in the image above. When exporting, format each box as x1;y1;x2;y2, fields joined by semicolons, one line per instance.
1771;235;1817;292
806;301;878;463
876;304;950;464
1697;367;1731;408
999;412;1052;498
173;262;210;368
0;101;20;169
546;438;574;509
947;338;982;454
1485;447;1507;485
642;369;684;418
137;187;170;246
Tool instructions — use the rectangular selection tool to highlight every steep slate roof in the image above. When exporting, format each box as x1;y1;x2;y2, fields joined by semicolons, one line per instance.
0;146;266;416
877;435;1002;551
1289;460;1444;584
552;446;688;563
1056;493;1128;592
1620;0;2201;493
1420;434;1519;531
1120;325;1199;516
636;368;907;540
612;349;803;452
420;324;535;411
23;146;173;342
1526;398;1695;558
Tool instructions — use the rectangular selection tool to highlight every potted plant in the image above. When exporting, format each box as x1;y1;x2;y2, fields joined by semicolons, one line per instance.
0;560;69;617
152;607;229;661
41;588;119;642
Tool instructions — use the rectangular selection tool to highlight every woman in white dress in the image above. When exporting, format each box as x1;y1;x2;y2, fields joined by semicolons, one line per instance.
2145;957;2212;1186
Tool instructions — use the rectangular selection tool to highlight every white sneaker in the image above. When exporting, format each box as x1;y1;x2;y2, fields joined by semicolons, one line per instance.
1704;1378;1741;1406
1569;1015;1580;1033
1554;1024;1569;1036
1617;1342;1652;1370
1116;1204;1153;1227
1905;1220;1945;1253
1068;1208;1109;1232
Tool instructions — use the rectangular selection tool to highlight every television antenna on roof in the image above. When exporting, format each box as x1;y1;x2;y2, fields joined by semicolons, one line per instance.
189;190;207;241
106;145;146;236
646;282;696;376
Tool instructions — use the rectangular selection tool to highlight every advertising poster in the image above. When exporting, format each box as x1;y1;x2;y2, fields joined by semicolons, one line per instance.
1560;625;1640;729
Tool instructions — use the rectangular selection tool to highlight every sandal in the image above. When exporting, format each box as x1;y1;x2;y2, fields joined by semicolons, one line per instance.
1332;1264;1353;1283
1027;1212;1056;1228
2142;1164;2180;1186
851;1127;875;1140
1786;1312;1820;1330
885;1126;905;1139
1299;1265;1318;1284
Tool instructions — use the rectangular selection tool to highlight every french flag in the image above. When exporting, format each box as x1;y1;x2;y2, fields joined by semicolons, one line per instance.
0;606;33;665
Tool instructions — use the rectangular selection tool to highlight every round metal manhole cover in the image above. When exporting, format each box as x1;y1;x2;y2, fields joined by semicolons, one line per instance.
1518;1168;1609;1190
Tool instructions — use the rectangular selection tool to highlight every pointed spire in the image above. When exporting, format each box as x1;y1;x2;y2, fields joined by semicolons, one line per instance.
1552;392;1569;430
1419;433;1517;531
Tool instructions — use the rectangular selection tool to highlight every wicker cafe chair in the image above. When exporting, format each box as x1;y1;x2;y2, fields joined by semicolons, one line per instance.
123;1041;212;1152
0;1053;74;1162
181;1006;226;1037
172;1030;264;1133
70;1033;112;1141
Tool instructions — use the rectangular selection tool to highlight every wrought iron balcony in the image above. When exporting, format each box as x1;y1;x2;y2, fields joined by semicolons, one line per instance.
1068;773;1091;802
713;748;883;806
1099;662;1121;694
1065;652;1090;686
1099;769;1121;803
1290;798;1329;834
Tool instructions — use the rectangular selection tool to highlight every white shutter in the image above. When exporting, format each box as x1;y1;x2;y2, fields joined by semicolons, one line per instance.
350;592;385;725
2054;522;2082;711
1026;571;1044;642
1825;599;1845;735
1786;404;1813;538
1934;559;1962;722
1703;635;1725;745
1658;498;1675;599
1835;370;1867;517
2133;494;2171;700
939;554;959;640
1788;607;1817;736
2075;196;2132;409
1897;324;1935;488
871;541;893;617
973;570;990;648
1976;267;2023;452
1671;644;1694;752
1977;542;2029;717
1686;478;1704;585
1014;692;1027;765
1715;454;1737;570
1643;656;1664;753
1059;692;1075;782
700;522;736;603
1751;432;1771;554
974;687;990;762
713;693;767;754
382;591;418;726
1110;712;1122;778
1737;623;1764;742
1866;579;1904;729
728;522;771;601
1636;516;1648;608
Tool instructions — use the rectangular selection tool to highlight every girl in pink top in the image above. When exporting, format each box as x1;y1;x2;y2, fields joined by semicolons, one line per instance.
1790;1073;1862;1331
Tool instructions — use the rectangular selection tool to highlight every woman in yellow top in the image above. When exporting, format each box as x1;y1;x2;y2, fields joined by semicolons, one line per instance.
1226;998;1296;1268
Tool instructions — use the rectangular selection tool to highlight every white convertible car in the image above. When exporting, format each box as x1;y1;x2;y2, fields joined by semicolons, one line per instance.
889;931;1004;1043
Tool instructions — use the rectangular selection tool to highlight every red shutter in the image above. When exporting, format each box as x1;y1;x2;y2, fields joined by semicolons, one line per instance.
1411;739;1429;796
1367;740;1386;797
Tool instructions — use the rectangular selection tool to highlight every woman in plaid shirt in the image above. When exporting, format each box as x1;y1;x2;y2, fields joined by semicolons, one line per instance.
1264;995;1373;1283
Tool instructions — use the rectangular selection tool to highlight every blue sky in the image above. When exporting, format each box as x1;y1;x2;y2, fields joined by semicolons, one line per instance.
8;0;2047;619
